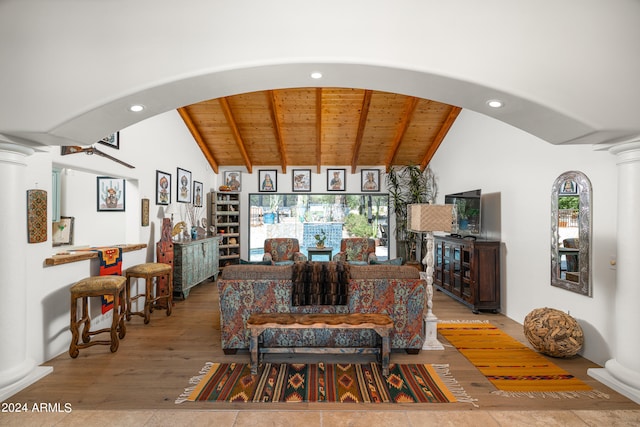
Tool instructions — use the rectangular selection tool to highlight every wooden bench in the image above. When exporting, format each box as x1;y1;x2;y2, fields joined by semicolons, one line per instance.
246;313;393;375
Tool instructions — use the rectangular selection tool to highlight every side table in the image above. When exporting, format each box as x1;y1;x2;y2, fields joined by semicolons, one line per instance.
307;246;333;261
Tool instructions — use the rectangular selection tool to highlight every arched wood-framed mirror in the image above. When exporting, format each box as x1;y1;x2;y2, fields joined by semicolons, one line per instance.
551;170;592;296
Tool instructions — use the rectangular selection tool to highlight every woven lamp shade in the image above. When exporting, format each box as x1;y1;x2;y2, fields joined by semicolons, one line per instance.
407;204;454;232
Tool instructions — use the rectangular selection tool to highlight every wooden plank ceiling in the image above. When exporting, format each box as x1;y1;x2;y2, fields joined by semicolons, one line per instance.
178;88;461;174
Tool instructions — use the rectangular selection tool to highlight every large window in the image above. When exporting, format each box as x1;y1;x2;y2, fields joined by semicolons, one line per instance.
248;193;389;260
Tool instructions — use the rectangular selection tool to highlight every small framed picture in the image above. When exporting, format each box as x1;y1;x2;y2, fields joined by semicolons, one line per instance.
177;167;192;203
224;171;242;191
97;177;126;211
141;198;150;226
52;216;74;246
327;168;346;191
259;170;277;192
560;179;578;195
155;170;171;205
361;169;380;192
193;181;204;207
292;169;311;192
97;132;119;149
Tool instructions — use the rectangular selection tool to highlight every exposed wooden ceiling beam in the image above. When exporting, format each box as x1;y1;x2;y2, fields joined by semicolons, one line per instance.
176;107;219;174
350;90;373;174
420;106;462;170
267;90;288;173
219;97;253;173
179;89;461;172
315;88;322;174
384;97;419;172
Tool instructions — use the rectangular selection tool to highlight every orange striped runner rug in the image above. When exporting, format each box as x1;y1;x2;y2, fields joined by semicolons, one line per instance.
438;322;608;399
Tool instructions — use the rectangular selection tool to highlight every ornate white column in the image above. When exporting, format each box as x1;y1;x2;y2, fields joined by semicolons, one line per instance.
588;140;640;404
0;140;52;401
421;231;444;350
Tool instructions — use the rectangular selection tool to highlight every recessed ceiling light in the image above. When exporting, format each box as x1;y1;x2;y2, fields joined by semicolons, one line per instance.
129;104;145;112
310;72;323;79
486;99;504;108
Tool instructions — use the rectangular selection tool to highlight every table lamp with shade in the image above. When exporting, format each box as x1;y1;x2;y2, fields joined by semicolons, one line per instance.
407;203;454;350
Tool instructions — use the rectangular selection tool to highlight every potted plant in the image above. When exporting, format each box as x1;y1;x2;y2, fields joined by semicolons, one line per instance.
386;165;438;262
314;230;327;248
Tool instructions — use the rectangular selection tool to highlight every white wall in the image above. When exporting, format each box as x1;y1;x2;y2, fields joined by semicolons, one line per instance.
23;110;216;363
430;109;618;365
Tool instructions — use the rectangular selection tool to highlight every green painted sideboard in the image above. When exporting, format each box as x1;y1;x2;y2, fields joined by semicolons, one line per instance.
173;236;220;299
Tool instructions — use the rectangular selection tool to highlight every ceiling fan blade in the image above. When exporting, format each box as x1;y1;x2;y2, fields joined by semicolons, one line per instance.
91;147;135;169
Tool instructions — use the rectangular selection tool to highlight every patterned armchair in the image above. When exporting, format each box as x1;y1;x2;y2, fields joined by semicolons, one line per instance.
263;238;307;264
333;238;377;264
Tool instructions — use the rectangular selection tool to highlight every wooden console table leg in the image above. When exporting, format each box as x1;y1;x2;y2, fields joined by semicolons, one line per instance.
249;328;260;375
376;327;391;376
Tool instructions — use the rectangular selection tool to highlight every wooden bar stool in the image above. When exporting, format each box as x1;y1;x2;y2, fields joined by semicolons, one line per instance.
125;263;173;324
69;275;127;358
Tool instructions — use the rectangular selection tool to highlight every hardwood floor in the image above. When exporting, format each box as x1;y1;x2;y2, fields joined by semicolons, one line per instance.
3;278;639;426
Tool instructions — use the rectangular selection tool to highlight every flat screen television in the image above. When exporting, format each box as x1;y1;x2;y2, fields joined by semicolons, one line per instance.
444;189;482;237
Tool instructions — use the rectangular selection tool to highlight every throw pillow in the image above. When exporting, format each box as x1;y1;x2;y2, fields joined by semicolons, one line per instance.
348;260;368;265
274;260;295;266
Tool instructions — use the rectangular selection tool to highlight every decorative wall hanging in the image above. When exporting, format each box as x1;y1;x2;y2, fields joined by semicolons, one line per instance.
193;181;203;207
61;144;134;168
292;169;311;192
259;170;277;192
223;171;241;191
177;167;192;203
141;198;150;226
26;189;47;243
97;176;126;211
327;168;346;191
156;170;171;205
361;169;380;192
52;216;74;246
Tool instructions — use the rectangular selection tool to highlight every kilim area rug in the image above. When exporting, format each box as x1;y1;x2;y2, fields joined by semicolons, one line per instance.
438;322;609;399
176;362;476;404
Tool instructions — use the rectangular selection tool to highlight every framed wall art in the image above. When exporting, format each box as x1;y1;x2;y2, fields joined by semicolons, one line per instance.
560;179;578;195
141;198;150;226
292;169;311;192
361;169;380;192
193;181;204;207
177;167;192;203
27;189;47;243
327;168;346;191
224;171;242;191
52;216;74;246
259;170;277;192
97;176;126;211
156;170;171;205
97;132;119;149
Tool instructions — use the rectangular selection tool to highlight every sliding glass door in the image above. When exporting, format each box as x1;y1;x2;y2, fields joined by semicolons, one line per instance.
248;193;389;261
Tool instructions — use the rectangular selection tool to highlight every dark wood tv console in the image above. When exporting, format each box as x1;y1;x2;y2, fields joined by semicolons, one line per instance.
433;235;501;313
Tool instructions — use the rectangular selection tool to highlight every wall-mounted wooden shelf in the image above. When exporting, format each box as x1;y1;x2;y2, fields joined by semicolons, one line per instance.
44;243;147;266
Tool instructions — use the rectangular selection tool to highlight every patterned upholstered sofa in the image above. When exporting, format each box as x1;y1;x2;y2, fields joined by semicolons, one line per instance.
217;263;426;353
